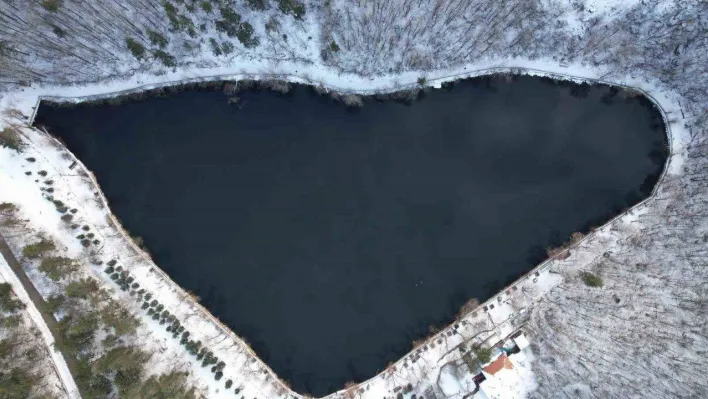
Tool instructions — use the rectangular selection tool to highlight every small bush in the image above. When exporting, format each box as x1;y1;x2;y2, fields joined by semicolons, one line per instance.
580;271;603;287
246;0;267;11
125;37;146;60
215;8;240;35
0;127;24;152
0;283;25;312
0;203;17;214
81;239;91;248
107;260;117;267
23;239;56;258
225;379;233;389
200;1;213;13
39;257;78;281
278;0;305;19
222;41;234;54
215;371;223;380
417;76;427;86
329;40;340;52
65;278;99;299
153;49;177;67
40;0;61;12
43;294;65;314
51;24;66;37
473;346;492;364
147;30;169;48
104;265;115;274
209;38;222;56
235;22;257;47
61;214;73;222
82;225;90;231
38;170;47;176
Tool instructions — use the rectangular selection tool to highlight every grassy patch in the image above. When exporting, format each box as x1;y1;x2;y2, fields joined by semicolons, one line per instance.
278;0;306;19
0;283;25;312
22;239;56;259
473;345;492;364
40;0;61;12
147;30;169;49
125;37;146;60
65;278;100;299
39;256;78;281
580;271;603;287
153;49;177;67
0;203;17;214
0;127;24;152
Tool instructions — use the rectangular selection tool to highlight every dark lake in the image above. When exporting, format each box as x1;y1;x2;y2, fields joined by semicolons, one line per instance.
34;76;667;396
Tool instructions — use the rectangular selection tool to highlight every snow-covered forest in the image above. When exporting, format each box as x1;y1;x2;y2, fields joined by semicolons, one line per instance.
1;0;707;398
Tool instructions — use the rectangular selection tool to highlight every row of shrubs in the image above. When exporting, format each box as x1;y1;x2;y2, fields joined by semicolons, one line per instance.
24;139;250;396
102;261;246;393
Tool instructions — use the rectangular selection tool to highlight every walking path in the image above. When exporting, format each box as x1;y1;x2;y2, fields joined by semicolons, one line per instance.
0;233;81;398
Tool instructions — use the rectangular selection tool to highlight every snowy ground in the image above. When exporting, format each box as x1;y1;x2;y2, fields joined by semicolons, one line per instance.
0;54;691;398
0;255;79;398
0;0;705;397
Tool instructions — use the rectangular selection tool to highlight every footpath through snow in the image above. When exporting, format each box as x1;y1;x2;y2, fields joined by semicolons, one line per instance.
0;254;80;398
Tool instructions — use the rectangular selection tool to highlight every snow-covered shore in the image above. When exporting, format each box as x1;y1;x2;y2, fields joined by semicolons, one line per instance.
0;55;691;398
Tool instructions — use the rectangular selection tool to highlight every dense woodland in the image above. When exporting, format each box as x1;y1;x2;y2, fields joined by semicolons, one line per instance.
1;0;708;398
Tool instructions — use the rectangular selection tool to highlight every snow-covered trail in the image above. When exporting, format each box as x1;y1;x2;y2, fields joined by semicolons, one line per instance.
0;238;81;399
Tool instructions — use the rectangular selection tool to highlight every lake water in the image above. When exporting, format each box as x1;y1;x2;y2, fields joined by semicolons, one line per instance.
34;76;667;396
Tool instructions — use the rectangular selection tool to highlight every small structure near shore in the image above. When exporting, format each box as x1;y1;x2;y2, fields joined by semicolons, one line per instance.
472;333;535;399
